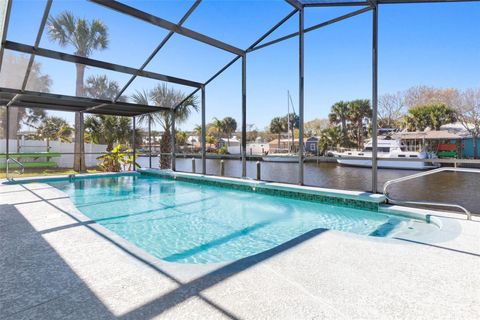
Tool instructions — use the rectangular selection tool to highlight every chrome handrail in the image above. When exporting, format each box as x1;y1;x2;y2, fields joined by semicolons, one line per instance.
6;158;25;181
383;167;480;220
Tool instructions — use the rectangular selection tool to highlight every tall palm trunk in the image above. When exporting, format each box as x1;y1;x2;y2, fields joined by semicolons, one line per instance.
74;63;86;172
160;129;171;169
277;133;281;150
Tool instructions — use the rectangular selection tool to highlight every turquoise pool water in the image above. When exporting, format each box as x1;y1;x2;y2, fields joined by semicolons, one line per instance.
49;175;413;264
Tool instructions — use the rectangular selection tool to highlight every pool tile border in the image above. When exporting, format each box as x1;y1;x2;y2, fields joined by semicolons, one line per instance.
139;169;385;211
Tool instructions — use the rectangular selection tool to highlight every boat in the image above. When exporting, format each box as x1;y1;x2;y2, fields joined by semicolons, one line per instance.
262;153;300;163
263;90;301;163
331;137;439;170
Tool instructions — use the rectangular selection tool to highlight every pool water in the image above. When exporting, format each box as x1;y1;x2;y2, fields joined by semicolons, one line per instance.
49;175;416;264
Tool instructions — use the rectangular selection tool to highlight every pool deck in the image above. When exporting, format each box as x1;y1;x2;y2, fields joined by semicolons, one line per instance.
1;179;479;319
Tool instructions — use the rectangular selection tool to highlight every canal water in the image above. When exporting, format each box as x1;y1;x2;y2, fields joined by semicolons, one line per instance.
137;157;480;215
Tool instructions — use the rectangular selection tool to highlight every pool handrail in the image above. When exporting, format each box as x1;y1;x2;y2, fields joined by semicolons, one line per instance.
383;167;479;220
6;158;25;181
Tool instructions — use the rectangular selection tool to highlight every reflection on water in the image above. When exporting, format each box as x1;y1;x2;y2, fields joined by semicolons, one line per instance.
137;157;480;214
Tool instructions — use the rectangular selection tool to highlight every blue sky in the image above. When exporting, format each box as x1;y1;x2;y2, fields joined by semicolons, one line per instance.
4;0;480;131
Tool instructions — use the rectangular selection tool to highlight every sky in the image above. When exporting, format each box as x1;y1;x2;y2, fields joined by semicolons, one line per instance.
3;0;480;132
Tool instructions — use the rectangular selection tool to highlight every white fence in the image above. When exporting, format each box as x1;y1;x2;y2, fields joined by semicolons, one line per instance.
0;139;108;167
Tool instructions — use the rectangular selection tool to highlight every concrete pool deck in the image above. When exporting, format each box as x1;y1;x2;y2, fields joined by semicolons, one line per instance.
0;181;479;319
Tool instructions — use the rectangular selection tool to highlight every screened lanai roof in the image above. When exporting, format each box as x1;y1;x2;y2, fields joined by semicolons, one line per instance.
0;0;476;116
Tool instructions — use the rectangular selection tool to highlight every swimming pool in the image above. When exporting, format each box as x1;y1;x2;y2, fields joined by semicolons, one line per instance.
48;174;433;263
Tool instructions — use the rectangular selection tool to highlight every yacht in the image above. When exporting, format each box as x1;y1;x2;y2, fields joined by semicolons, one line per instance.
331;137;439;170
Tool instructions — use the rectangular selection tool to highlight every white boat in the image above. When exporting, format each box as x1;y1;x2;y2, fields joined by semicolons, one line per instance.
331;138;439;170
262;153;300;163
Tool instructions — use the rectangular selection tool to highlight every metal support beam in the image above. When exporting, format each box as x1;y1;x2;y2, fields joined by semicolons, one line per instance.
148;115;152;168
249;6;372;53
115;0;202;102
201;86;206;174
0;0;12;73
174;8;299;110
132;116;136;171
21;0;52;91
241;55;247;178
249;9;298;50
5;105;9;161
285;0;303;10
378;0;479;4
5;41;202;88
6;93;20;107
204;56;241;87
90;0;244;56
371;1;379;193
304;1;370;7
301;0;478;6
171;108;176;171
298;6;305;186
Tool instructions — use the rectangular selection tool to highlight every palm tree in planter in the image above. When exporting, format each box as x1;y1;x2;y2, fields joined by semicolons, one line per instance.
47;11;108;172
132;84;198;169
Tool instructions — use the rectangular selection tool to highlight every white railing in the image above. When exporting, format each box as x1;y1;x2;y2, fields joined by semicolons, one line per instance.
383;167;480;220
6;158;25;181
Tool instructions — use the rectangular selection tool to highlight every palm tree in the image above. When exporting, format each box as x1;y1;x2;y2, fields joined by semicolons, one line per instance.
269;117;286;150
175;130;188;151
221;117;237;146
318;127;342;155
84;75;125;101
35;116;73;150
193;124;202;136
83;75;129;149
84;115;133;151
47;11;108;172
328;101;350;145
83;75;134;151
348;99;372;148
132;84;198;169
211;117;224;140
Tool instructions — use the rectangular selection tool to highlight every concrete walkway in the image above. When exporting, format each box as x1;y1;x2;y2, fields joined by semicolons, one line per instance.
1;182;479;319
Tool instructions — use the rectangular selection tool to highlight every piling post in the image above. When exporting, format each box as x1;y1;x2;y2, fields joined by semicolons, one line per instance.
192;158;196;173
256;161;261;180
220;160;225;176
